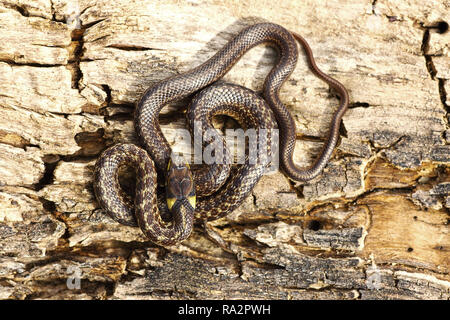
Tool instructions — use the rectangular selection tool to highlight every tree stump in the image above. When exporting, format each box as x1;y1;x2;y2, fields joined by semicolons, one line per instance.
0;0;448;300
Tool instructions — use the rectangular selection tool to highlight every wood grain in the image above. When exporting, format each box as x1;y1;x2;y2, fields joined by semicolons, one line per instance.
0;0;448;299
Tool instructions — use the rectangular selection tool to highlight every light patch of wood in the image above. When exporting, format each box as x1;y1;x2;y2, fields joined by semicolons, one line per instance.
360;192;449;273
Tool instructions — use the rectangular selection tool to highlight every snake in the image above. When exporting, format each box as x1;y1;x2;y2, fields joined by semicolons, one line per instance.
93;22;349;246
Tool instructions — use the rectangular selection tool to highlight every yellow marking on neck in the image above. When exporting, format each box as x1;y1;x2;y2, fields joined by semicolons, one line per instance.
167;196;196;211
166;197;176;210
188;195;196;209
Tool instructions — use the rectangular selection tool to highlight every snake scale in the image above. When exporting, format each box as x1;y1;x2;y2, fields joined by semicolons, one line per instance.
94;22;349;245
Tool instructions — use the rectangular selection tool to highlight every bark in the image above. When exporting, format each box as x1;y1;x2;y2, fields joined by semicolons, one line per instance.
0;0;448;300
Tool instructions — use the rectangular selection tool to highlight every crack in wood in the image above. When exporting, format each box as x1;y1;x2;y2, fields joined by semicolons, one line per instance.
105;44;163;51
1;1;449;300
2;3;29;17
34;161;57;191
0;59;63;67
420;23;449;146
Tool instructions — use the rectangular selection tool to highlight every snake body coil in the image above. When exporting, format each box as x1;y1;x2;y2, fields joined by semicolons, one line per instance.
94;22;349;245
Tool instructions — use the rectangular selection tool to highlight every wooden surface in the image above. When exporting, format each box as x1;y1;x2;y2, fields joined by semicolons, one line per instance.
0;0;449;300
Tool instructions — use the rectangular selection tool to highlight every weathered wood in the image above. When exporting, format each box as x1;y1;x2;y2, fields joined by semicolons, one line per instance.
0;0;448;300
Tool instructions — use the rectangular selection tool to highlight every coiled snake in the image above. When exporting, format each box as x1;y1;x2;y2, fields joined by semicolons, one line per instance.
93;22;349;245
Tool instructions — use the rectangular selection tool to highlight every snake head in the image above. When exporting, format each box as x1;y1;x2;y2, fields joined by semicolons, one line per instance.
166;159;196;212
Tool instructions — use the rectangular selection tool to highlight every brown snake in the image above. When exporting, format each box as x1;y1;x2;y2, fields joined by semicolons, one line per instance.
93;22;349;245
